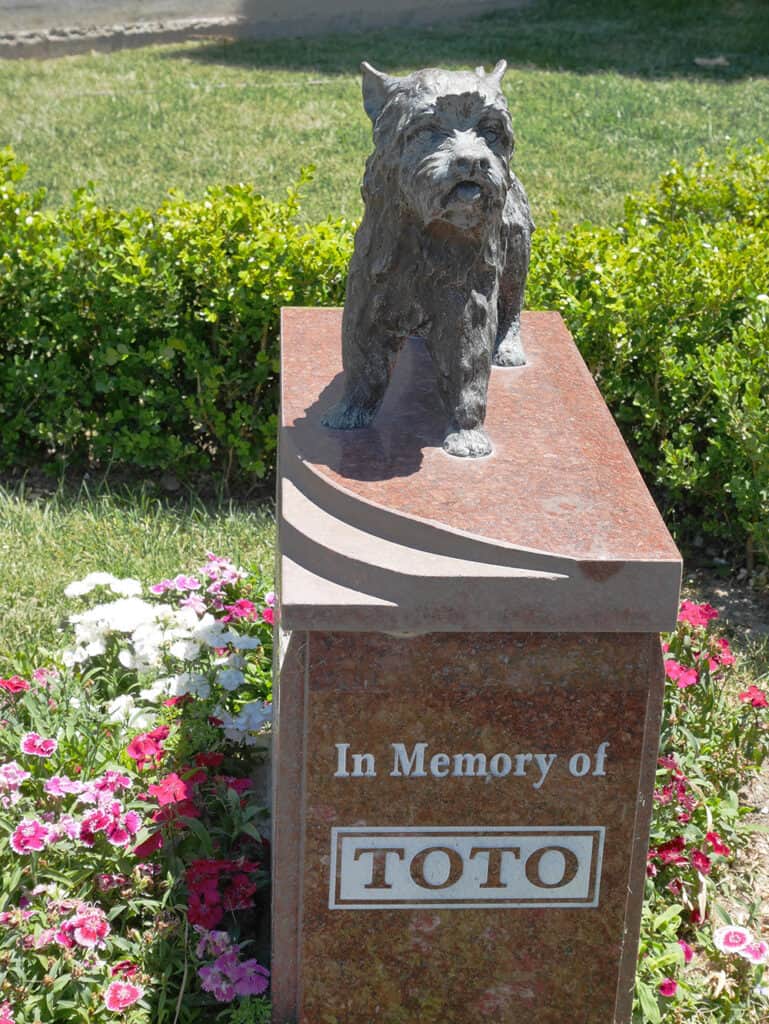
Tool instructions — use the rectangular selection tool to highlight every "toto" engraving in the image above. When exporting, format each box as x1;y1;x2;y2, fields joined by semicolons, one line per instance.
329;826;605;910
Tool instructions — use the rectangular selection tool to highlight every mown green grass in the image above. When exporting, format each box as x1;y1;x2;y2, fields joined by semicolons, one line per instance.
0;0;767;676
0;0;767;225
0;485;275;674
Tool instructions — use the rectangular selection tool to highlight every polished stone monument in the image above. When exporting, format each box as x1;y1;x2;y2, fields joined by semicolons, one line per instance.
271;307;682;1024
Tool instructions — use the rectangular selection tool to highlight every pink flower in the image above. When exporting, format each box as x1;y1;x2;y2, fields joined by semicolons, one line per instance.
678;939;694;963
664;660;698;689
738;939;769;965
706;831;731;857
222;599;258;623
69;909;110;948
713;924;752;953
20;732;57;757
0;761;31;789
691;850;712;875
678;600;719;627
174;574;201;591
104;980;144;1012
739;685;769;708
45;775;85;797
0;676;30;694
149;579;174;595
9;819;53;853
264;591;276;607
180;594;207;614
261;607;275;625
0;1000;14;1024
659;978;677;997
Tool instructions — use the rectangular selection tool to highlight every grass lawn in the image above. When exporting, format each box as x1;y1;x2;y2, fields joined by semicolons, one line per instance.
0;0;767;225
0;486;275;675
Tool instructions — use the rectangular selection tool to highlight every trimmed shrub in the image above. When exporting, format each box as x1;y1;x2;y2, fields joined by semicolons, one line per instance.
0;145;767;562
527;145;769;564
0;152;352;482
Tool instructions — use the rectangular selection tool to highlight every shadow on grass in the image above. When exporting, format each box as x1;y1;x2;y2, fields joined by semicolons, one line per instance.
0;467;275;512
167;0;769;81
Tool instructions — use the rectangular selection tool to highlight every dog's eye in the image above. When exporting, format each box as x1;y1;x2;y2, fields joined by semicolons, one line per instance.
480;126;499;144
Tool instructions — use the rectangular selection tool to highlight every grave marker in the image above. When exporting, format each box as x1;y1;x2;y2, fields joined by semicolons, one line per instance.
271;308;681;1023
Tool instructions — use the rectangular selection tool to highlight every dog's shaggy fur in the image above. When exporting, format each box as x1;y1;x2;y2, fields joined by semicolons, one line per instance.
322;61;533;457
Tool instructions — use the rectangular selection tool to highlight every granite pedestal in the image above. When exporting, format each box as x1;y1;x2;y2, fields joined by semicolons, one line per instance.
272;308;682;1024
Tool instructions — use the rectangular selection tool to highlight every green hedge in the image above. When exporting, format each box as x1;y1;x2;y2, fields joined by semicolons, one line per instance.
527;145;769;563
0;152;352;480
0;145;766;561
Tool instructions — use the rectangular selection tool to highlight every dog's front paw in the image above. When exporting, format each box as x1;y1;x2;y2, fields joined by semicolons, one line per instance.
493;324;527;367
443;427;492;458
321;401;376;430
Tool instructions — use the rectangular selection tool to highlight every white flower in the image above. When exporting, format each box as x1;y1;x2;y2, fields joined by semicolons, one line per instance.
230;634;261;650
70;597;159;634
104;694;154;730
109;577;143;597
64;572;118;598
85;639;107;657
139;678;172;702
217;669;245;692
169;672;211;699
62;646;90;667
170;639;202;662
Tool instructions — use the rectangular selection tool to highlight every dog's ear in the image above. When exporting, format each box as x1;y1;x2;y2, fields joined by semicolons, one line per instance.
488;60;508;88
360;61;398;122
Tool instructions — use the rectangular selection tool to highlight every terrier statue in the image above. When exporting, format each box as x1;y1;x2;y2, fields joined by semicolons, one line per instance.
322;60;533;457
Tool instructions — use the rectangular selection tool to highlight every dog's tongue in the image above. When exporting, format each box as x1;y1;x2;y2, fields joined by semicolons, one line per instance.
452;181;482;203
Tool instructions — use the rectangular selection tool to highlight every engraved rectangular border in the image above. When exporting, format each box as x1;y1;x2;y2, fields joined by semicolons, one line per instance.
328;825;606;910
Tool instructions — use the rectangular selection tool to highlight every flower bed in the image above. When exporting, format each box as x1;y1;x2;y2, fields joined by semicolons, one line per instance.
0;556;274;1023
0;562;767;1022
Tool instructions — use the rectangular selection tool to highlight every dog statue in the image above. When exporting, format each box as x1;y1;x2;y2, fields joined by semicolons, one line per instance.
321;60;533;457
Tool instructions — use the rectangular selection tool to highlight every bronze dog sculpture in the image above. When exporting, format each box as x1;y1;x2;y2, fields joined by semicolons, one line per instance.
322;60;533;457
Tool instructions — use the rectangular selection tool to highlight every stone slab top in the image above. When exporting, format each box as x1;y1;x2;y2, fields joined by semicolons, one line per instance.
278;308;682;632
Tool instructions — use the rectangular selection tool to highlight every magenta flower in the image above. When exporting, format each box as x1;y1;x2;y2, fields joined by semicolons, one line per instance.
199;966;236;1002
739;685;769;708
678;600;719;627
705;831;731;857
104;980;143;1012
664;660;698;689
678;939;694;964
713;924;752;953
0;675;30;694
9;818;53;854
658;978;677;998
20;732;57;757
0;1000;14;1024
690;850;712;875
231;959;270;996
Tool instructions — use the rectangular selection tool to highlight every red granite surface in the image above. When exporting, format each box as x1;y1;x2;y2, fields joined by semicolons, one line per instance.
280;308;680;562
271;630;664;1024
